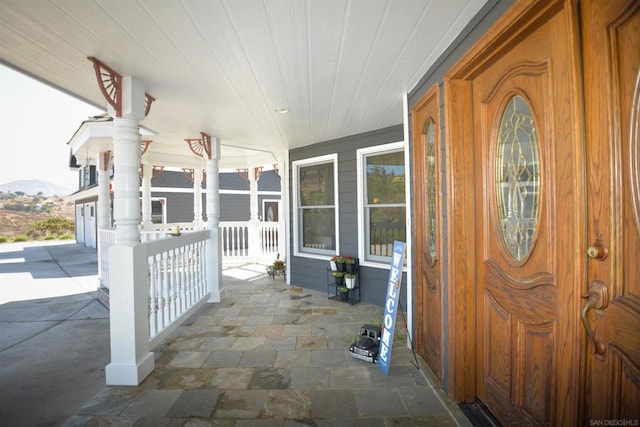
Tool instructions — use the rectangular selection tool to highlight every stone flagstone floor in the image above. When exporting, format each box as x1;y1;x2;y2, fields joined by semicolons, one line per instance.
65;263;471;426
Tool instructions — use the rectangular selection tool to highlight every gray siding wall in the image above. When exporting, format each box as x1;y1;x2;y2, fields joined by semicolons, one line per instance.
220;194;249;221
154;192;195;223
289;125;405;307
152;192;281;223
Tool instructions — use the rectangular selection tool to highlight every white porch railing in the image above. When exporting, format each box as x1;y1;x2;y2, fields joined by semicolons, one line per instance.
99;221;281;290
220;221;248;258
144;230;209;348
104;229;212;385
259;221;279;258
219;221;280;261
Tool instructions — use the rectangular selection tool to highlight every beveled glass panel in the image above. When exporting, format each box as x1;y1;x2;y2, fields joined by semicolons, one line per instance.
495;95;540;260
424;120;437;262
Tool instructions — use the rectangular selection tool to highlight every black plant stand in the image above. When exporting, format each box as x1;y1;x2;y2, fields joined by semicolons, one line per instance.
327;267;360;305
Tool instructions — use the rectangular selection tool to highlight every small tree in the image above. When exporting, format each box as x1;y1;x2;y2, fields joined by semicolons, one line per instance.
28;217;75;239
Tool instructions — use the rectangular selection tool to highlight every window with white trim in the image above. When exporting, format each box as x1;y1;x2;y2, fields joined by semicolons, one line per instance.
293;154;339;256
358;142;406;264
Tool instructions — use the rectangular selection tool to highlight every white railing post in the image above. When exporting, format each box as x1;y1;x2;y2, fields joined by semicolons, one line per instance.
105;244;154;385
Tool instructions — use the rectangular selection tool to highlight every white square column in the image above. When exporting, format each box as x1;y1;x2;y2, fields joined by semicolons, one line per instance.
205;137;222;302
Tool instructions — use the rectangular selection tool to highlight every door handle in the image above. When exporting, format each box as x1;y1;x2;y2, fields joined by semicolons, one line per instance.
581;280;608;360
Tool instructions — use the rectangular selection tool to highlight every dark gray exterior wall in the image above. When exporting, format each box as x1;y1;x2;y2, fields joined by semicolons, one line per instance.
150;169;281;223
219;194;249;221
152;192;195;223
405;0;514;390
150;192;280;223
289;125;405;308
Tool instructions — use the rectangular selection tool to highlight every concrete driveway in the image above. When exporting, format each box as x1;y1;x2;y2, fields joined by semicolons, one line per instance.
0;241;109;427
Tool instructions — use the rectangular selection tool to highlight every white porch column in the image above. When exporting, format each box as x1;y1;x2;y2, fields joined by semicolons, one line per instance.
141;162;152;230
205;138;222;302
276;163;286;263
193;167;204;229
97;151;111;230
277;152;290;284
105;75;153;386
247;167;260;261
112;115;142;245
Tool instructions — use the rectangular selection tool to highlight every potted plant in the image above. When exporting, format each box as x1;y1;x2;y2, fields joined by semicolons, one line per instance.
344;255;357;273
337;286;350;301
329;255;338;271
344;273;356;289
266;254;285;278
330;254;346;271
332;271;345;286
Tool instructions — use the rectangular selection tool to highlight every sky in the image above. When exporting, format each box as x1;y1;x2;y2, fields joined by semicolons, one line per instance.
0;63;103;190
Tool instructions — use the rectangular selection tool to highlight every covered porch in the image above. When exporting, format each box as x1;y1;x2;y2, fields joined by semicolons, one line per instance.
66;68;289;386
0;241;469;425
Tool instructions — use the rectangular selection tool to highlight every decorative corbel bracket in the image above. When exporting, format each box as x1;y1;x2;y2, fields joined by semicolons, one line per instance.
237;168;249;181
88;56;155;118
140;140;152;156
254;166;263;181
184;132;212;160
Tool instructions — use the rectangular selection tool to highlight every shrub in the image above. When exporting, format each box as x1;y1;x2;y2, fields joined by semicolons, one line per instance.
28;217;74;239
43;235;57;240
13;235;28;242
58;233;74;240
0;235;8;243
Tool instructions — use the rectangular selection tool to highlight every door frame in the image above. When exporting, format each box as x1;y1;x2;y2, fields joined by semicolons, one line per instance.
411;83;444;381
442;0;586;423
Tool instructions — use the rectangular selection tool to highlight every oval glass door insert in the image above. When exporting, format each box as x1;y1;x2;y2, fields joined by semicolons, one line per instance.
495;95;540;260
424;119;437;263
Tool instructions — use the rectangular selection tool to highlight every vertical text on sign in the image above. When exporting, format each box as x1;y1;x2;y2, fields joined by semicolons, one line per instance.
377;241;405;375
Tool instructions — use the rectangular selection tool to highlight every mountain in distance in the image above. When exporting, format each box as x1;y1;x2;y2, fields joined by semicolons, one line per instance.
0;179;74;196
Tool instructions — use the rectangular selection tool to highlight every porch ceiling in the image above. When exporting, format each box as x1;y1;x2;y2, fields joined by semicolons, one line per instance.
0;0;487;155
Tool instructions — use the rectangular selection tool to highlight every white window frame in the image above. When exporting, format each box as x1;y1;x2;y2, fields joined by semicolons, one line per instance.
292;154;339;259
150;197;167;224
357;141;406;268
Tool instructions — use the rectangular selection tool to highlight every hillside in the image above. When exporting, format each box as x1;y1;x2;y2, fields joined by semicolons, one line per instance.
0;192;75;240
0;179;74;197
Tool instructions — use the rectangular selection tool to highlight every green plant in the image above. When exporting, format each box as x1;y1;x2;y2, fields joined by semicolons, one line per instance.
13;235;28;242
332;271;344;277
344;273;356;279
28;217;74;240
0;235;8;243
58;233;74;240
43;235;57;240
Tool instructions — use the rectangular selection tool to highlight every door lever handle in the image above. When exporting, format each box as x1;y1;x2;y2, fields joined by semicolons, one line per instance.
580;280;608;360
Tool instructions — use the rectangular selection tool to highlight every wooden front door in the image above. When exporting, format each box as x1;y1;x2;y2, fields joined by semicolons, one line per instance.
444;0;640;423
582;0;640;419
445;1;584;424
412;84;443;381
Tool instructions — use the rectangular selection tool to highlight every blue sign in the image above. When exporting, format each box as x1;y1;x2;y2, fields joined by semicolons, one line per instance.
377;241;405;375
